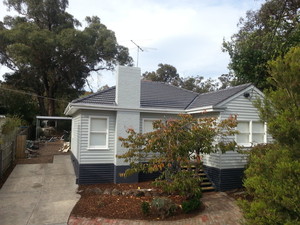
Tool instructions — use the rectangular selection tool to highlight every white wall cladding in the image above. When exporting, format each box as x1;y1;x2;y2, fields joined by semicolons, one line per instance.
139;112;179;133
79;110;116;164
116;66;141;108
216;90;267;169
202;153;221;168
115;111;140;165
220;90;261;121
71;113;81;160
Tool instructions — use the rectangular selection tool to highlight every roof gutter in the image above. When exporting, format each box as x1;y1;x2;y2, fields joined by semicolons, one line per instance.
65;103;185;115
186;106;226;114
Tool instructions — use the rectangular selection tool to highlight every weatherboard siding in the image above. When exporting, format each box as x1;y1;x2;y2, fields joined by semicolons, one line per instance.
201;152;221;168
220;94;261;121
70;113;81;161
79;110;116;164
218;92;267;169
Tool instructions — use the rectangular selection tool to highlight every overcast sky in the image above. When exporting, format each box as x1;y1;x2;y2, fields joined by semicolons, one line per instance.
0;0;264;91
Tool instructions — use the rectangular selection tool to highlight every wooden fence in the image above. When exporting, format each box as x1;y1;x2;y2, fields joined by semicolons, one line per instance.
0;128;28;179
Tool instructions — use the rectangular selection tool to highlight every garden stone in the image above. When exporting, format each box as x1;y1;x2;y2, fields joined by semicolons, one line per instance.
103;189;111;195
112;188;121;196
85;188;93;194
127;189;135;196
93;188;103;195
122;190;131;196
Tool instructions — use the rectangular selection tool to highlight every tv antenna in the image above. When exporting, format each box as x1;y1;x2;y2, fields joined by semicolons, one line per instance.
131;40;144;66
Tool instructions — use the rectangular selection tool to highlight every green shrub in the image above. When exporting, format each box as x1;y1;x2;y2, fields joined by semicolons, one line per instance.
150;197;177;218
153;170;202;198
1;116;23;135
240;144;300;225
141;201;150;215
182;197;202;213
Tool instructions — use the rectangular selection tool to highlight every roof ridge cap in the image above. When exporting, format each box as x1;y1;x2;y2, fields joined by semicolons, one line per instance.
198;83;252;96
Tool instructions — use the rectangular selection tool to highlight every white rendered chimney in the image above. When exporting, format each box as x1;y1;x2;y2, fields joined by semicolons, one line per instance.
115;66;141;108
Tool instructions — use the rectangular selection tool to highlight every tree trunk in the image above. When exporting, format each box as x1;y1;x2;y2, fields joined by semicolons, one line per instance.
46;85;56;116
37;96;46;115
47;98;55;116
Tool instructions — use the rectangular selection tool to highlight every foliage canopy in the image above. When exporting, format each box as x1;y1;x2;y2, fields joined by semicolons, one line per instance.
223;0;300;90
0;0;133;116
241;46;300;224
255;46;300;152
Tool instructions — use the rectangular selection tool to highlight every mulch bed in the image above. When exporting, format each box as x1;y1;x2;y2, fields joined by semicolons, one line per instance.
71;181;204;221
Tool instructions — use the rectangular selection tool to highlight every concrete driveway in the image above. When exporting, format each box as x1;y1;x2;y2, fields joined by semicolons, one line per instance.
0;155;80;225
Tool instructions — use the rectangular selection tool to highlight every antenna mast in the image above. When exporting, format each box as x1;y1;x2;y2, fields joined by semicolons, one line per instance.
131;40;144;66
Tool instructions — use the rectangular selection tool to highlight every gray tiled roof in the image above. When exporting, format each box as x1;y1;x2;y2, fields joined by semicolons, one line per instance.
187;83;252;109
141;81;198;109
72;81;252;110
72;87;116;105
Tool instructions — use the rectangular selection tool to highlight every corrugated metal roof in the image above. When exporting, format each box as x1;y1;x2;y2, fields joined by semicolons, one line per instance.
72;81;252;110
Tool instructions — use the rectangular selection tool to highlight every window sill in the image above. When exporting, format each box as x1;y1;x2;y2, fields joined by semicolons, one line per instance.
87;147;109;150
237;143;265;148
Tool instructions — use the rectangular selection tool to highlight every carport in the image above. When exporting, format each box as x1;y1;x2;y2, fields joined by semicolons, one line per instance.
35;116;72;140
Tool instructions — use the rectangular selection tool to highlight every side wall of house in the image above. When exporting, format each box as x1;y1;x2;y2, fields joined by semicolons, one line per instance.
72;110;116;184
219;90;270;169
70;113;81;181
79;110;116;164
71;112;81;161
203;90;270;191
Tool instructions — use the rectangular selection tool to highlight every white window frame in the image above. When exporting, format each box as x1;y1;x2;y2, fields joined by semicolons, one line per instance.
236;120;267;147
142;118;159;133
88;116;109;150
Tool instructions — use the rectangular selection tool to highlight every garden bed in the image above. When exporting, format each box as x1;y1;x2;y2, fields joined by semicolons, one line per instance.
71;181;204;220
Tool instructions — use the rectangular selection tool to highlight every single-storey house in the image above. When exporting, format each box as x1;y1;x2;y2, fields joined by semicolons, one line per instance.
64;66;270;191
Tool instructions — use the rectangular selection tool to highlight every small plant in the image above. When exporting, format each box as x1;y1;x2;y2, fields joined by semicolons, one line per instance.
150;197;177;218
182;198;202;213
141;201;150;215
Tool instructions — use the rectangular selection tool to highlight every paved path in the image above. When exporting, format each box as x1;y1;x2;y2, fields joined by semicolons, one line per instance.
69;192;243;225
0;155;80;225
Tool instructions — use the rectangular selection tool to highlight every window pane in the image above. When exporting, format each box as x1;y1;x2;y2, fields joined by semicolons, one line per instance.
237;122;249;133
252;134;264;144
237;134;249;143
90;133;106;146
252;122;264;133
91;118;107;132
144;120;154;133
